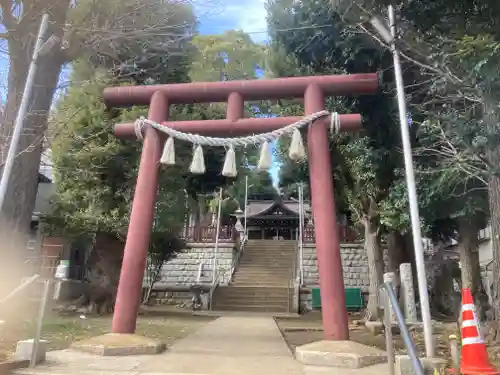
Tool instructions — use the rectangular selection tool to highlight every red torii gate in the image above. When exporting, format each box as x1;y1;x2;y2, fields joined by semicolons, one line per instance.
104;73;380;340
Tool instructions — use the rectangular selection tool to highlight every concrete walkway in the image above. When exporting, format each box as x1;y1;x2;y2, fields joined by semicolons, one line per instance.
16;316;303;375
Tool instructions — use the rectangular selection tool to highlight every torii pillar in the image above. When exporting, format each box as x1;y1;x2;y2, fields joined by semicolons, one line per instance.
104;74;380;340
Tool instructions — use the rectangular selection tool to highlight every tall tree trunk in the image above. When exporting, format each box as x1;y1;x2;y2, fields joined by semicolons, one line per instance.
488;172;500;341
483;92;500;341
0;4;69;290
457;217;487;318
0;3;69;236
76;233;124;314
365;217;384;321
387;231;414;272
387;231;406;273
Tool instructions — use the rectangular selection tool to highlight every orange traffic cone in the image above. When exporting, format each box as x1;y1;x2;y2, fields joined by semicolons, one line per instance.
460;288;499;375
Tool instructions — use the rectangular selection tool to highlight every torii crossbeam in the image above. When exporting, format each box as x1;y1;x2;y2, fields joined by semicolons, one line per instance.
105;73;380;340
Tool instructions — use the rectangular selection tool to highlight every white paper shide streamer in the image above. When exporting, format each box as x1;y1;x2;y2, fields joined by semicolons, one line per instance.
134;110;336;176
160;137;176;165
257;141;273;171
189;145;206;174
222;146;237;177
289;128;306;160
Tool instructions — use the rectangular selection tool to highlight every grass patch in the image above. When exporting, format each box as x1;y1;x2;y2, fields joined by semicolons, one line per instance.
0;312;213;360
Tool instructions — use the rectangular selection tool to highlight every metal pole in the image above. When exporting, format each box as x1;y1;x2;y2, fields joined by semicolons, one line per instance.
388;5;434;357
0;14;50;213
212;188;223;284
0;274;39;304
244;176;248;237
30;279;51;367
383;283;425;375
449;334;460;375
298;184;304;285
383;286;395;375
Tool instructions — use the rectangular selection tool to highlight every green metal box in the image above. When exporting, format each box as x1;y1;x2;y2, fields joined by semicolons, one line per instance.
311;287;364;311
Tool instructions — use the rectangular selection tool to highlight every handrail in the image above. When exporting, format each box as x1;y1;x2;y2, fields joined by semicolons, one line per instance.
212;189;223;285
381;282;425;375
230;234;247;279
288;241;298;313
0;274;40;304
298;184;304;285
208;268;221;311
209;189;224;310
196;262;204;284
209;230;243;309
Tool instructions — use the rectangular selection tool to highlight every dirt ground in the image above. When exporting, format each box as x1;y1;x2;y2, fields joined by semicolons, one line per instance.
275;311;475;365
0;308;213;361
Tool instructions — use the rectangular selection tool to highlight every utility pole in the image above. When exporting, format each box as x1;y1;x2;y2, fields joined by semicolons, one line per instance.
0;14;58;214
370;6;434;357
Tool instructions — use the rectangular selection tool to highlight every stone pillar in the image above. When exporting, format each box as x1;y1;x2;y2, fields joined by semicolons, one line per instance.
383;272;397;323
112;92;167;334
400;263;418;323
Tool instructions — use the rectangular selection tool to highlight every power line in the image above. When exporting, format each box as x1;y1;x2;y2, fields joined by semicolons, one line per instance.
200;23;335;38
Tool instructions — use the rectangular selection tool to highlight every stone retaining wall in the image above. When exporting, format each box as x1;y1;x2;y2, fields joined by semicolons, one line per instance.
144;243;236;290
300;243;388;311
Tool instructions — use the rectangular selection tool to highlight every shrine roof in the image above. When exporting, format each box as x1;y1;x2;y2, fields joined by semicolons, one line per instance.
245;198;311;219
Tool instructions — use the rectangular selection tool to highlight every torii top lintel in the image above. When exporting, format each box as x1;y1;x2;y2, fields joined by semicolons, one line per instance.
103;73;380;107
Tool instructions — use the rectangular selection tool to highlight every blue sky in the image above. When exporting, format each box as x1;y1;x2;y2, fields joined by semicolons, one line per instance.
194;0;269;43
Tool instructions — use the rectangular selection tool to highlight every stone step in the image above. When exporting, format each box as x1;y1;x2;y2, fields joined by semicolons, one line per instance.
236;269;292;273
242;254;294;258
212;304;288;312
247;240;296;244
243;247;296;254
234;277;290;282
236;268;291;272
213;302;288;310
230;286;289;290
244;247;295;250
244;247;296;250
215;293;290;301
233;272;292;281
236;267;291;273
245;245;295;248
242;251;294;253
232;281;290;285
215;291;289;299
216;286;289;293
244;251;295;254
214;296;289;304
232;274;290;279
240;259;294;269
239;258;294;263
237;264;293;269
231;283;289;288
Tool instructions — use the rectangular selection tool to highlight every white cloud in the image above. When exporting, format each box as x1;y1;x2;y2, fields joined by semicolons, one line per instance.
225;0;268;42
193;0;269;43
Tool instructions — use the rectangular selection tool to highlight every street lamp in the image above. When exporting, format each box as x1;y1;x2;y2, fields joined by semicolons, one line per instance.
370;7;434;358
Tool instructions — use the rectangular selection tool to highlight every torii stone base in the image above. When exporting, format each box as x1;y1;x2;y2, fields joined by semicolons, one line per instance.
70;333;165;356
295;340;387;369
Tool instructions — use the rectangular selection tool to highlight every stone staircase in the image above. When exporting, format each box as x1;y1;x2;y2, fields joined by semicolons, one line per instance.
211;240;296;313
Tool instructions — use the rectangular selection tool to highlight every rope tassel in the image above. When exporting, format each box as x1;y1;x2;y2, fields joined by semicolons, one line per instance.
160;137;176;165
289;128;306;161
222;146;237;177
257;141;273;171
189;145;206;174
